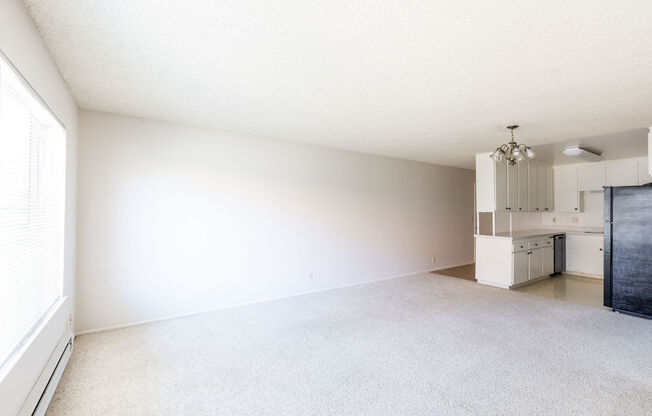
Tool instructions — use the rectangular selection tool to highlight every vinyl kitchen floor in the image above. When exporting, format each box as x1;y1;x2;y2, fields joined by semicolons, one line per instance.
515;274;605;310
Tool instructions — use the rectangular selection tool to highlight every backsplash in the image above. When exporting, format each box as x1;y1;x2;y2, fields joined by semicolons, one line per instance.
542;191;604;228
478;192;604;235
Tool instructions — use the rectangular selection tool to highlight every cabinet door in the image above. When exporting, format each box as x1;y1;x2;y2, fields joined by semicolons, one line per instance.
494;162;508;211
528;248;543;280
507;164;518;211
566;234;604;277
605;159;638;186
638;157;652;185
528;162;538;212
578;163;606;191
553;165;579;212
537;166;546;211
545;166;554;211
513;251;529;285
517;162;529;211
542;246;554;276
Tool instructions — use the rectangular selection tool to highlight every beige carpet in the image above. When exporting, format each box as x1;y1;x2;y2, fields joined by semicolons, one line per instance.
47;273;651;415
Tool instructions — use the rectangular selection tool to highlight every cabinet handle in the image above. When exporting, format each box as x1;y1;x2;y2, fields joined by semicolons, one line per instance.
545;208;549;210
536;208;539;211
599;248;603;251
574;208;578;211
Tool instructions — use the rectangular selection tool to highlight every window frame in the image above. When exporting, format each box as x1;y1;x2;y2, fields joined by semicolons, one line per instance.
0;49;68;378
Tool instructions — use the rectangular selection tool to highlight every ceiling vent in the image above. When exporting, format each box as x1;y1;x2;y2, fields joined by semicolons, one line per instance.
562;147;603;162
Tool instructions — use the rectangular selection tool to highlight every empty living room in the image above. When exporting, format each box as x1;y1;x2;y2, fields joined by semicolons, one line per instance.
1;1;651;415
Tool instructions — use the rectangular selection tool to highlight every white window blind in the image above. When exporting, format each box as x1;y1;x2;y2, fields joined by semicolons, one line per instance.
0;52;66;370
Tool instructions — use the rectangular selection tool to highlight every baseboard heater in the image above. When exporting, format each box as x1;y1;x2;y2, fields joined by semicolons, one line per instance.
18;333;73;416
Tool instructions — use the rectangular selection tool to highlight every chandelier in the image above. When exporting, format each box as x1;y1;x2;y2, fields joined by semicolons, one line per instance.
490;125;535;165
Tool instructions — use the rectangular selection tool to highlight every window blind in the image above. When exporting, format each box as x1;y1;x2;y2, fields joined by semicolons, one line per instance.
0;53;66;370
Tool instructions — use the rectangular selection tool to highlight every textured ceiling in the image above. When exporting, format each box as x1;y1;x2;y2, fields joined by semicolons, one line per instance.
21;0;652;169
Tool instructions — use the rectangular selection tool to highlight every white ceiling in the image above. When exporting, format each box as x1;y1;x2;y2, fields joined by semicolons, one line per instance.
532;128;648;165
21;0;652;169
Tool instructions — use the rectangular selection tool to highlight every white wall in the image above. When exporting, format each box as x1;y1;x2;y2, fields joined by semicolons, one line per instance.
0;0;77;414
76;110;475;332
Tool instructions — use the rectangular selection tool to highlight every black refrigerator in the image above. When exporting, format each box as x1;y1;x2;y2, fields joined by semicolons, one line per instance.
604;184;652;318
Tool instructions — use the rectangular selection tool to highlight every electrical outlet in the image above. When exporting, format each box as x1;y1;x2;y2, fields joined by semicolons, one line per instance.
307;272;313;280
571;217;579;224
432;256;436;263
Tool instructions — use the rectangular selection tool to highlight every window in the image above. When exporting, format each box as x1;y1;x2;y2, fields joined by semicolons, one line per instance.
0;52;66;369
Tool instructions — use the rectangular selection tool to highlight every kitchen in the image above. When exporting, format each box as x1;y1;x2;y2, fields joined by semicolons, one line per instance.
474;127;652;317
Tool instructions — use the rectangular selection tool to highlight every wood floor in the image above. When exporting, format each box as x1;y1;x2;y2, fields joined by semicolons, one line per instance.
431;263;475;281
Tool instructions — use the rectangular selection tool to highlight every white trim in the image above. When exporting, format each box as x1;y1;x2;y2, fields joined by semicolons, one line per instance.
75;263;471;336
0;297;66;381
430;261;475;272
476;280;510;289
509;274;550;289
0;50;65;129
18;332;72;416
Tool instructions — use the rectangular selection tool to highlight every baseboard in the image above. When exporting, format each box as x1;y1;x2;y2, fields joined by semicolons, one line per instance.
18;332;73;416
75;264;467;336
509;274;550;289
429;261;474;272
476;279;509;289
562;271;603;279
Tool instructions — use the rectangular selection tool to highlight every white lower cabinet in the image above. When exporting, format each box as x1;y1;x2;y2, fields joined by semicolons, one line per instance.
528;248;542;280
511;237;555;286
513;251;529;285
566;234;604;277
542;246;554;276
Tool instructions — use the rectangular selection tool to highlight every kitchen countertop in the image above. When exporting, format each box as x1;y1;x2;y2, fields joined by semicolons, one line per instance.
475;227;604;240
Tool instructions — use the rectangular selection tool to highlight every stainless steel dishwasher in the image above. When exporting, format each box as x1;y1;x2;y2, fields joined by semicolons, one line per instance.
553;234;565;275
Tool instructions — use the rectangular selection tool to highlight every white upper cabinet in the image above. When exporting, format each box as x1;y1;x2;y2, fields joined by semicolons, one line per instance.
507;164;518;211
528;162;538;212
477;152;647;215
554;165;579;212
637;157;652;185
475;153;552;213
545;166;554;211
537;165;545;212
578;163;606;191
517;162;529;211
494;161;508;211
492;160;518;211
605;158;638;186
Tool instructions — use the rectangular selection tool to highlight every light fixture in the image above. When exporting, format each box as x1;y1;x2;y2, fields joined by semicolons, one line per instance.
489;125;535;165
562;147;603;162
